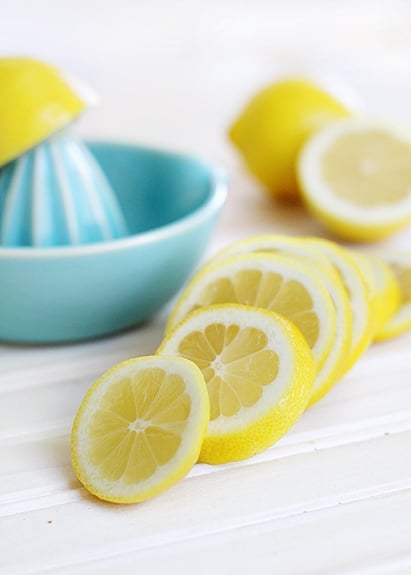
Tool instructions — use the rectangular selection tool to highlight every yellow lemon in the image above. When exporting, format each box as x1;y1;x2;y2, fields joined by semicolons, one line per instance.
374;251;411;341
71;355;209;503
349;250;400;336
229;78;350;201
298;118;411;241
166;251;337;372
209;234;353;405
305;237;374;371
0;57;93;166
157;304;315;463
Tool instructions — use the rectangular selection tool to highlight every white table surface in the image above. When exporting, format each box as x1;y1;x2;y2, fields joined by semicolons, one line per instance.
1;1;411;573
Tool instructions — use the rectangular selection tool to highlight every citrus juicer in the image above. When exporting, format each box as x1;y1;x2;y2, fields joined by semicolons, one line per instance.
0;132;129;246
0;57;227;343
0;57;129;247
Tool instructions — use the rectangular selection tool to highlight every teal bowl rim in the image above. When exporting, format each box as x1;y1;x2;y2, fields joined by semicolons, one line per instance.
0;141;227;260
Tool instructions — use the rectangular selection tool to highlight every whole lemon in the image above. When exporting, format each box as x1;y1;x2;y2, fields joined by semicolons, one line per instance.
229;78;351;202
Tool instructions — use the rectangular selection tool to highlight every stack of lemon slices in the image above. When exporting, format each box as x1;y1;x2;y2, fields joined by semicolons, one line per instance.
70;233;411;504
69;67;411;507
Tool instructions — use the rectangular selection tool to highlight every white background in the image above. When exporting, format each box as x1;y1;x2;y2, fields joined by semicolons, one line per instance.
2;0;411;160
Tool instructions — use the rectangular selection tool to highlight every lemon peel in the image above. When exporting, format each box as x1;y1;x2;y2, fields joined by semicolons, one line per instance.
229;78;350;201
0;57;92;166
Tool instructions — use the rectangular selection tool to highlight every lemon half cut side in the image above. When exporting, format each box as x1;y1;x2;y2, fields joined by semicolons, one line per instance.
298;118;411;242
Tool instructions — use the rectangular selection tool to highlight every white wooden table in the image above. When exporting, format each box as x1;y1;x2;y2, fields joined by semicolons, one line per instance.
1;1;411;573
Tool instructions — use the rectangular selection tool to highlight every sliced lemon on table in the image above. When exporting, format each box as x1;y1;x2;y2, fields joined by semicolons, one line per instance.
229;78;351;202
374;251;411;341
0;57;93;166
306;237;374;371
210;234;352;405
349;250;400;335
157;304;315;463
166;251;337;372
71;356;209;503
298;118;411;241
211;233;335;273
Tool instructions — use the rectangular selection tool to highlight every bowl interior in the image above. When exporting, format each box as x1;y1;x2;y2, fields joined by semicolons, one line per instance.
88;142;215;235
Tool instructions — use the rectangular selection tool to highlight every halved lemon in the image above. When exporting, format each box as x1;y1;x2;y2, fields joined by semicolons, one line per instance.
157;304;315;463
374;251;411;341
166;251;337;372
0;57;93;166
305;237;374;371
298;118;411;242
70;356;209;503
209;234;352;405
229;78;350;201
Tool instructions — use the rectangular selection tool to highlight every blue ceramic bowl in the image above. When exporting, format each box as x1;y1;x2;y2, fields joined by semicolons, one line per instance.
0;142;226;343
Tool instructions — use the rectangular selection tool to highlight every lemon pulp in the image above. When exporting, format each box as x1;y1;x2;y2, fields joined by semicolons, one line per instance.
323;131;411;206
158;304;316;463
71;356;209;503
197;269;319;350
87;368;190;482
177;323;279;420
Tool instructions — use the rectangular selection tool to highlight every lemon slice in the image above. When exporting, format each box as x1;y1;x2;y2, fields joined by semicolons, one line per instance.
0;57;93;166
306;238;374;370
211;233;334;272
229;78;350;201
298;118;411;241
70;356;209;503
157;304;315;463
210;234;352;405
167;251;337;371
374;251;411;341
349;251;400;336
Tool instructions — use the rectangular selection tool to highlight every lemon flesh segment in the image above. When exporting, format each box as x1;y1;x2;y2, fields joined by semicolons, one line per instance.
298;118;411;242
167;251;337;372
229;78;350;201
374;252;411;341
70;356;209;503
0;57;90;166
209;234;352;405
158;304;316;463
306;238;374;371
